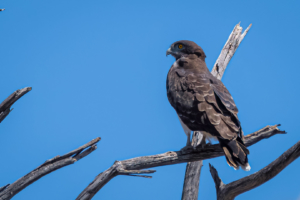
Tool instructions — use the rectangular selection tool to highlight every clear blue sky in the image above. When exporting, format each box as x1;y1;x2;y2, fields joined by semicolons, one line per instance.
0;0;299;199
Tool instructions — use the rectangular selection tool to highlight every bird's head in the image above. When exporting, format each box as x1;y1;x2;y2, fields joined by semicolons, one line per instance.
166;40;206;60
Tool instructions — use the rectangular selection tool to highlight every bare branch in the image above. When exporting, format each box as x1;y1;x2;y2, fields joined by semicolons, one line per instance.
244;124;286;146
182;23;252;200
211;23;252;80
0;137;100;200
209;164;225;195
0;9;5;12
209;140;300;200
76;124;284;200
0;87;32;123
76;161;157;200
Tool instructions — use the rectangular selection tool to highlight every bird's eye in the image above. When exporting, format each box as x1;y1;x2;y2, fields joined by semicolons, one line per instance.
178;44;183;49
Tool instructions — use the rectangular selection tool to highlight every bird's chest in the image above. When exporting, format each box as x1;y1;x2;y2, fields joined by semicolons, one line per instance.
166;67;196;113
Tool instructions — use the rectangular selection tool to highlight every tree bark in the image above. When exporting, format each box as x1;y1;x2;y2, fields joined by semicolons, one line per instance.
181;22;252;200
0;137;100;200
76;124;285;200
181;132;204;200
209;140;300;200
0;87;31;123
211;23;252;79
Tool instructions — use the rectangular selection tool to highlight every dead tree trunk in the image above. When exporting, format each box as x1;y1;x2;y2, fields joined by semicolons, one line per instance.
181;23;252;200
181;132;204;200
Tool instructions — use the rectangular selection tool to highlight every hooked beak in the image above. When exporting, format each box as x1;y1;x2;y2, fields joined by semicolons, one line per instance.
166;48;172;56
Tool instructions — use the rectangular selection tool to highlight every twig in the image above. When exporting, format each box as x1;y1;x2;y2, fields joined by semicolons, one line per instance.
209;140;300;200
118;169;156;178
244;124;286;146
76;124;284;200
0;137;100;200
182;22;252;200
76;161;157;200
0;87;32;123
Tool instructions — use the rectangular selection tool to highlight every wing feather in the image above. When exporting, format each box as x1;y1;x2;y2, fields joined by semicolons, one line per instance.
166;59;250;169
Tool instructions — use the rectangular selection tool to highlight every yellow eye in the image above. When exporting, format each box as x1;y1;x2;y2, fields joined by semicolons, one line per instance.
178;44;183;49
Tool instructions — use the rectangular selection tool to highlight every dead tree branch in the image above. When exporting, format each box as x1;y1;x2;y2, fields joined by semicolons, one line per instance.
182;22;252;200
181;132;204;200
0;87;32;123
209;140;300;200
0;137;100;200
76;124;285;200
0;9;5;12
211;23;252;79
76;161;156;200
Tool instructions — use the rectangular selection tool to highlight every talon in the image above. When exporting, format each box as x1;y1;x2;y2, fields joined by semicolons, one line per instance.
180;145;194;152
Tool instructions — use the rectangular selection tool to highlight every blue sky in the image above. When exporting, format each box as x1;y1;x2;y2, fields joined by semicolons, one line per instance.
0;0;300;199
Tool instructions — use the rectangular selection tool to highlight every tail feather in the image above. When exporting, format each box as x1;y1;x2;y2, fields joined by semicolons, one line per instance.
236;137;250;154
219;138;250;171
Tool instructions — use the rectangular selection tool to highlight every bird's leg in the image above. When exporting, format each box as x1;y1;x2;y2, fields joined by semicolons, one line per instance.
177;115;194;152
204;136;214;147
186;133;191;146
180;132;194;152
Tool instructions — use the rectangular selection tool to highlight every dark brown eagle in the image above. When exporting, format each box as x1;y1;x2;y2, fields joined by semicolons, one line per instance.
166;40;250;170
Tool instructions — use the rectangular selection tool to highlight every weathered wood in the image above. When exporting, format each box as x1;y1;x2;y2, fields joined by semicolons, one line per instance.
209;164;224;196
76;161;156;200
0;185;9;194
181;23;252;200
211;23;252;80
0;137;100;200
182;161;203;200
0;87;31;123
76;124;285;200
181;132;204;200
209;140;300;200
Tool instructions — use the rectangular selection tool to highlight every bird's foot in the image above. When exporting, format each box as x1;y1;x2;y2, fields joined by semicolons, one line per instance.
180;145;194;152
195;141;212;149
204;141;212;147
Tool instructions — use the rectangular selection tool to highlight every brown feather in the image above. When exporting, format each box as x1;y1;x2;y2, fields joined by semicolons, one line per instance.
166;40;250;170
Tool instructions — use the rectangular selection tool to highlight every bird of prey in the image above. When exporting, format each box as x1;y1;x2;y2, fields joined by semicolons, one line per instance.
166;40;250;171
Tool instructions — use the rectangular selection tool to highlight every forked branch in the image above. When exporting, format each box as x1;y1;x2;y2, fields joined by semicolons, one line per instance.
76;124;285;200
0;137;100;200
209;140;300;200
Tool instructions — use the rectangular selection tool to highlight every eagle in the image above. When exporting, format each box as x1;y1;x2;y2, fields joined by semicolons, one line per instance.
166;40;250;171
